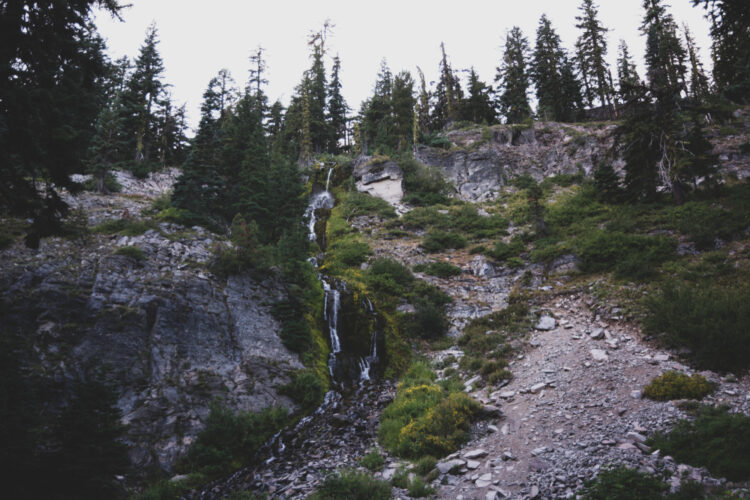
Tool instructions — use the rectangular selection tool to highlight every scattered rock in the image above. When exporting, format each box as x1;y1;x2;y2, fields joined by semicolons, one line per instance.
536;316;557;331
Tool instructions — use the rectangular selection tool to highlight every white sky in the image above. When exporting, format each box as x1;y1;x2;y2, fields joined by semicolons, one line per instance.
94;0;714;131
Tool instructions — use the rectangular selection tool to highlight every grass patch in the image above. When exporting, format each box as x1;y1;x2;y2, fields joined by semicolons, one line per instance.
413;261;462;278
401;204;508;240
575;230;676;280
648;405;750;481
93;218;157;236
326;239;372;267
644;280;750;372
114;245;146;261
421;230;467;252
378;361;481;459
176;404;288;478
308;470;391;500
400;156;451;206
359;449;385;471
581;466;667;500
278;369;326;411
643;372;714;401
339;191;396;219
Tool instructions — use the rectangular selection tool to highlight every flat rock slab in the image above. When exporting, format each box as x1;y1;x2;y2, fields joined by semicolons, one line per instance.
437;459;466;474
535;316;556;331
463;448;489;459
590;349;609;361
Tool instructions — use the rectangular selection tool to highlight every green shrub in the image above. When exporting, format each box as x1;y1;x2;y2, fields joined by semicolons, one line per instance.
668;202;748;250
359;449;385;471
575;230;675;279
341;192;396;219
413;261;462;278
176;404;288;478
401;206;451;229
327;239;372;267
400;156;450;206
391;468;409;489
406;476;434;498
643;372;714;401
401;298;450;340
645;281;750;372
413;455;437;476
308;470;391;500
419;131;451;149
421;230;467;252
487;237;525;261
546;185;607;228
93;218;156;236
648;406;750;481
278;369;325;411
114;245;146;261
451;204;508;239
582;466;667;500
84;173;122;193
378;362;480;459
272;300;312;353
0;231;14;250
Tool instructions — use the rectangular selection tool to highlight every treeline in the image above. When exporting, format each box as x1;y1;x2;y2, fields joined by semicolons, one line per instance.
2;0;749;239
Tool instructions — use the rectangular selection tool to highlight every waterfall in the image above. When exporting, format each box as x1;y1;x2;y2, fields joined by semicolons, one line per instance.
304;166;380;385
304;167;335;241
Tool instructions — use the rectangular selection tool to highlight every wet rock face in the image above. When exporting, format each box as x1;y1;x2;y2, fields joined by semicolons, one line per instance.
416;122;621;201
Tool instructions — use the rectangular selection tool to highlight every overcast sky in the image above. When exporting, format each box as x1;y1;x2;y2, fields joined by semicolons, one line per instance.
93;0;714;131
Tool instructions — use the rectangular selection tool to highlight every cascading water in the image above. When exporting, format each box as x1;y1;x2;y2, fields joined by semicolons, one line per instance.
304;167;335;242
304;166;382;385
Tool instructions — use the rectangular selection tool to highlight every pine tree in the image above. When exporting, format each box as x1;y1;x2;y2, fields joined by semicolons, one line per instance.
124;23;167;168
361;60;393;152
307;32;329;153
576;0;613;113
391;71;416;150
692;0;750;102
496;27;532;124
327;55;348;153
0;0;123;245
641;0;687;99
532;15;578;122
461;68;496;124
575;0;614;114
683;24;711;101
415;66;432;134
172;75;227;219
432;42;461;129
616;40;642;103
87;98;127;193
559;54;586;122
616;0;713;204
300;76;313;164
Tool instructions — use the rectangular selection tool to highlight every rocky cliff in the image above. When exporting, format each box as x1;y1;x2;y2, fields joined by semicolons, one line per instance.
416;122;621;201
0;171;301;472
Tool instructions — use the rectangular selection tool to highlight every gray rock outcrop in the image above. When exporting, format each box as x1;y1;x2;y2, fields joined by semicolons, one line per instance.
416;122;621;201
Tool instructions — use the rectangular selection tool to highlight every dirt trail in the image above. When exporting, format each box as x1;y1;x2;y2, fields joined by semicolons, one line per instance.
433;293;749;499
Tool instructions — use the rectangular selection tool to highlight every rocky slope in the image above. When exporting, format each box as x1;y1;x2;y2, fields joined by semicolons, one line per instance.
0;170;301;472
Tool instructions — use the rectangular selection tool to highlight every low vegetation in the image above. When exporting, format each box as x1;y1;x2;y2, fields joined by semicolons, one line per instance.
359;449;385;471
648;405;750;482
176;404;289;478
643;372;714;401
421;230;467;252
413;261;462;278
645;280;750;372
378;361;481;459
114;245;147;261
308;470;391;500
581;466;668;500
457;297;533;387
